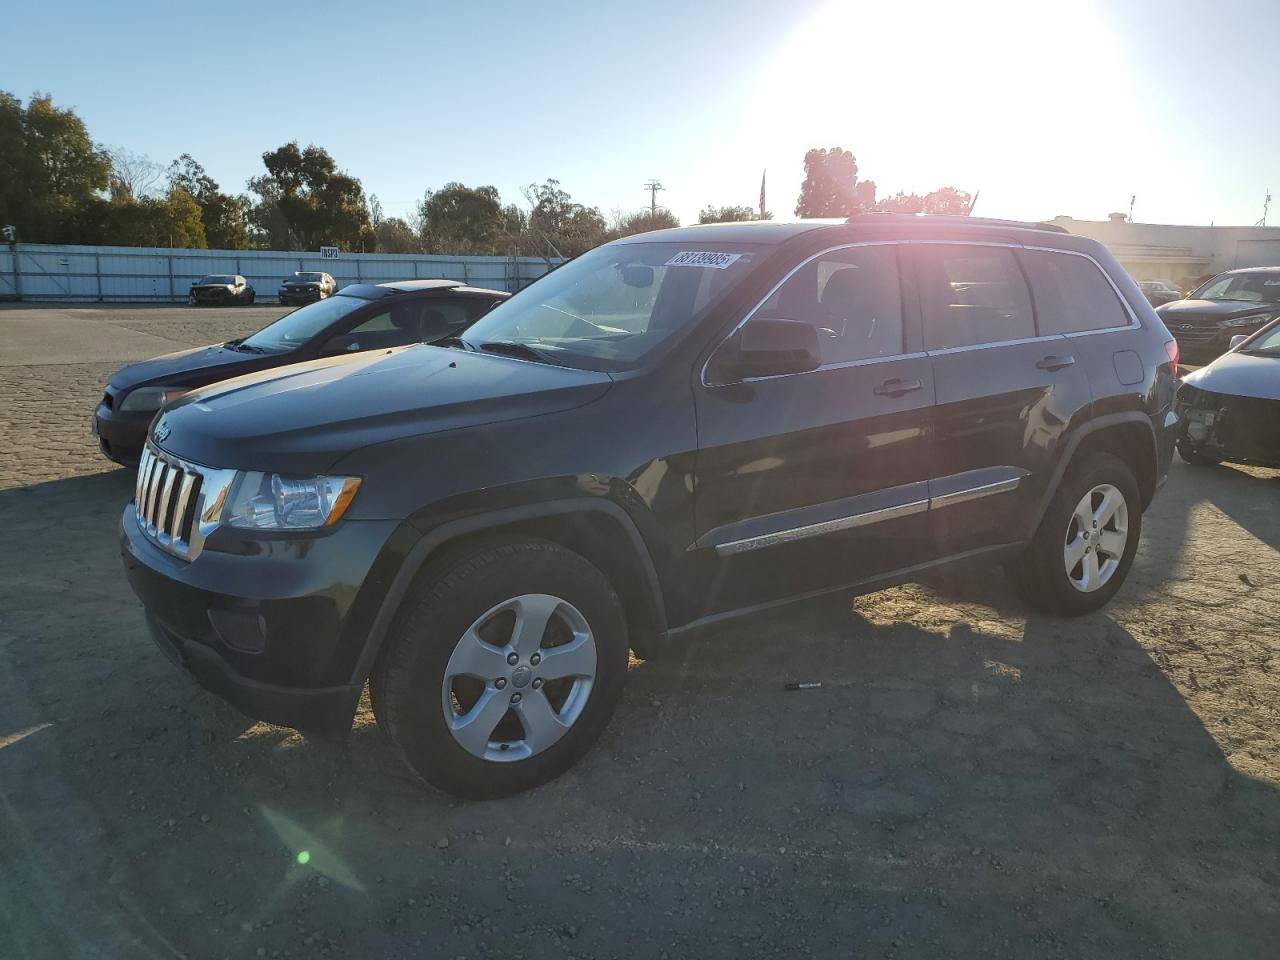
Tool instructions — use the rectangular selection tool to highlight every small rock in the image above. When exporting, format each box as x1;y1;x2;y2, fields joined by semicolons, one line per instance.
200;813;211;823
437;837;450;850
1240;573;1256;587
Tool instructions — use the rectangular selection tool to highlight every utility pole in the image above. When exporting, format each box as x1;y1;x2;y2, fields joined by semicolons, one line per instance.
1128;194;1135;223
1255;189;1272;227
643;179;664;216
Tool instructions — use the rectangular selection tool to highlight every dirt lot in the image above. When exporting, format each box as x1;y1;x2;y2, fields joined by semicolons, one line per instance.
2;304;1278;959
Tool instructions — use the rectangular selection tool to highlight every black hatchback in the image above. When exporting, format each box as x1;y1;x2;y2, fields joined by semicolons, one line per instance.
94;279;507;465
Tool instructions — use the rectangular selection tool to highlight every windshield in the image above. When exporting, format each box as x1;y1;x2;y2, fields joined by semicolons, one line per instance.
1193;273;1280;303
199;275;235;285
293;273;325;282
241;294;367;353
1242;321;1280;353
458;241;765;370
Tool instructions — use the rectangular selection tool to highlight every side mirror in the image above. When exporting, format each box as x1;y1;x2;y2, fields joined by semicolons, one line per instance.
710;318;821;383
320;334;361;356
1229;334;1248;350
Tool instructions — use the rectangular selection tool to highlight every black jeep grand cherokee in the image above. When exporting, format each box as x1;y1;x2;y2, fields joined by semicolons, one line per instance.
121;216;1179;798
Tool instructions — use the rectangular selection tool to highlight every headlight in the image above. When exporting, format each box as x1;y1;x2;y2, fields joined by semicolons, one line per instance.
1222;313;1275;327
119;385;187;412
222;472;361;530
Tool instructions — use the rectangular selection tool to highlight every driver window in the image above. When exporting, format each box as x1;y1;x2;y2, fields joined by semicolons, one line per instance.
753;245;904;364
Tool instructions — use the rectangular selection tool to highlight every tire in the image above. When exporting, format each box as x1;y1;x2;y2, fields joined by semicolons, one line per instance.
371;539;628;799
245;291;255;305
1177;441;1221;467
1009;452;1142;616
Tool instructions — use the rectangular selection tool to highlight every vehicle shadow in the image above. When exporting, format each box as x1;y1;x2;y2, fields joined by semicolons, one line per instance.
1176;461;1280;554
3;470;1278;960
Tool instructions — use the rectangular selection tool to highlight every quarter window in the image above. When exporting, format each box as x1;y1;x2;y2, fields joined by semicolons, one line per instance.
752;245;904;364
916;245;1035;350
1020;249;1130;334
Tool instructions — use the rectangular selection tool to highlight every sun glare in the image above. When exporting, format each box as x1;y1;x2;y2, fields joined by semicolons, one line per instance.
740;0;1144;219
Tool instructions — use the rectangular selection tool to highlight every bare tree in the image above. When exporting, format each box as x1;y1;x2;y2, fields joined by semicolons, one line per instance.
106;146;164;201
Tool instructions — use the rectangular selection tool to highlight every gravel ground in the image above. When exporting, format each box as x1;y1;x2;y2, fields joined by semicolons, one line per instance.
1;305;1278;959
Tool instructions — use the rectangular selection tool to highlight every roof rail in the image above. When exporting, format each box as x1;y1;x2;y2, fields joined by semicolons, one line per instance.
846;213;1068;234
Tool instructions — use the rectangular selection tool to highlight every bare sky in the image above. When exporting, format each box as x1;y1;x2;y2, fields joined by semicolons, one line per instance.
7;0;1279;227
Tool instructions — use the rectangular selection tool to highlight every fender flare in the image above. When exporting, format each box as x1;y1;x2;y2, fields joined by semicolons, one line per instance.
1024;411;1157;541
347;498;668;687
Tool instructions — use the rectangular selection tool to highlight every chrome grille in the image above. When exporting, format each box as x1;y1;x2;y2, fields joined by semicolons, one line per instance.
135;446;204;557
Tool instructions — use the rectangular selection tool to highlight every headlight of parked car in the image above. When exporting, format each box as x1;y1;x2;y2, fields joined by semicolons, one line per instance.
1222;312;1276;327
222;472;361;530
119;385;187;412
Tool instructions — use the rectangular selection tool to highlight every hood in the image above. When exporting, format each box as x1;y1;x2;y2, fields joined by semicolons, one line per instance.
107;343;263;392
154;346;614;474
1158;299;1280;321
1181;350;1280;402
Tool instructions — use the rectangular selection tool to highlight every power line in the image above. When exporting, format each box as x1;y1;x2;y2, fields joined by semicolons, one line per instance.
643;179;664;216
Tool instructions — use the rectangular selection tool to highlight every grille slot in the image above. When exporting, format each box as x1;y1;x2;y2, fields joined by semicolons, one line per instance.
135;446;203;554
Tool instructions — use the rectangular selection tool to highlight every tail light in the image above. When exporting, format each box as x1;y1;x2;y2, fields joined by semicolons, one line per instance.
1164;340;1180;371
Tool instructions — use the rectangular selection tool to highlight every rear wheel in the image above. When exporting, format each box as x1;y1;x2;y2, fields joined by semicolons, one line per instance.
371;539;628;799
1010;452;1141;616
1177;441;1221;467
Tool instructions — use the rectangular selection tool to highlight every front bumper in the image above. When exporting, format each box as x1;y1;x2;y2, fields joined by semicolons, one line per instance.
279;289;321;304
93;402;151;465
120;505;402;735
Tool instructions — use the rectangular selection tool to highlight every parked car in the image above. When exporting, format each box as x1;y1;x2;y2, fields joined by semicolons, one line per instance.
120;215;1179;798
1138;279;1182;307
1175;316;1280;467
189;274;255;306
95;279;507;465
279;271;337;304
1156;266;1280;363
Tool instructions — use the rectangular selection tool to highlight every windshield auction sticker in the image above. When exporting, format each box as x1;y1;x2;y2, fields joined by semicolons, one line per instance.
665;251;743;269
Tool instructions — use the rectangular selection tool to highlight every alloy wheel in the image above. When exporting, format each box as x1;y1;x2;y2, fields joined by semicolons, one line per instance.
1063;483;1128;593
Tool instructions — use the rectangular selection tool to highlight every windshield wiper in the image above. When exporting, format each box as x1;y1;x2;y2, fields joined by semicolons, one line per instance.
434;336;476;351
478;341;561;365
235;342;269;354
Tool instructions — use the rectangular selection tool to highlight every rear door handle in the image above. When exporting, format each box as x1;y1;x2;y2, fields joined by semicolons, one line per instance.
1035;355;1076;371
873;377;924;397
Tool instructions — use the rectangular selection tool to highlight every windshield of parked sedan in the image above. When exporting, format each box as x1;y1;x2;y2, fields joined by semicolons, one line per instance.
458;241;765;370
1193;273;1280;303
199;275;235;285
240;294;367;353
294;273;325;282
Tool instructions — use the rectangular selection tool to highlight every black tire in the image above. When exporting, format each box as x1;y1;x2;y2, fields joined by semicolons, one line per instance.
245;291;256;305
1177;441;1221;467
1009;452;1142;616
371;539;628;799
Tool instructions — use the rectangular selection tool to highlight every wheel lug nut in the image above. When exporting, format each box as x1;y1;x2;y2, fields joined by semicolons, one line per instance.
530;653;541;665
532;678;543;689
511;693;522;704
495;677;507;689
506;652;519;665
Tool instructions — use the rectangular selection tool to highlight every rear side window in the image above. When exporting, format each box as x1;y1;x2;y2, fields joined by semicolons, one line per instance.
753;245;904;364
915;245;1034;350
1020;249;1131;334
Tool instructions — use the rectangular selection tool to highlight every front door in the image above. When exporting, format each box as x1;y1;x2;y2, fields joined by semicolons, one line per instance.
690;243;936;618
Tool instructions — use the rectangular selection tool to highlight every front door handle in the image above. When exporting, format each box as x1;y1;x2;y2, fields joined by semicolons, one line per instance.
874;377;924;397
1035;355;1076;371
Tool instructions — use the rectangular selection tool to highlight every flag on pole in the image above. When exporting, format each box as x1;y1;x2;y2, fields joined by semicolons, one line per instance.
759;170;767;219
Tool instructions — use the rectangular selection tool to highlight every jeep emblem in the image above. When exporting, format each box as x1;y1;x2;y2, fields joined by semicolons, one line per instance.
153;418;171;443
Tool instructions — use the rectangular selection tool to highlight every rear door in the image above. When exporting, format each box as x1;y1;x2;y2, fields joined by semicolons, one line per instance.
911;242;1093;555
691;243;936;616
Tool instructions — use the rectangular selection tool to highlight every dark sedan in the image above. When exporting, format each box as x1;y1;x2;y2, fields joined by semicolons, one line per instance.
279;271;336;304
1175;317;1280;468
1138;279;1182;308
94;279;508;465
189;274;256;306
1156;267;1280;363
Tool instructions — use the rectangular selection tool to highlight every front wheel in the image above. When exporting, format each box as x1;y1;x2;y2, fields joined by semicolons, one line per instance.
371;539;628;799
1009;452;1142;616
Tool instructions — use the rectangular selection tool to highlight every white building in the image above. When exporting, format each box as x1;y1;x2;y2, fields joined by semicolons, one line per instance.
1049;215;1280;289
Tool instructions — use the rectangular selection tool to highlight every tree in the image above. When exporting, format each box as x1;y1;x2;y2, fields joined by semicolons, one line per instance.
106;147;163;202
247;142;376;251
417;182;507;254
68;186;207;248
0;91;111;242
369;195;421;254
609;209;679;238
168;153;250;249
795;147;872;218
698;204;757;224
524;179;607;257
874;186;972;215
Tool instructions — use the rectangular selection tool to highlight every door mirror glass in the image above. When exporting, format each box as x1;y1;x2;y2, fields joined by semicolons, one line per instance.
710;318;821;382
